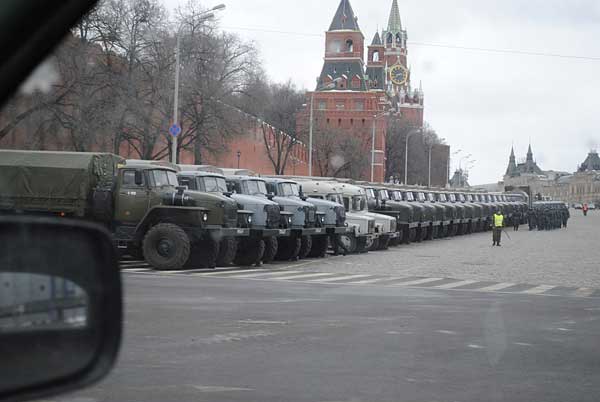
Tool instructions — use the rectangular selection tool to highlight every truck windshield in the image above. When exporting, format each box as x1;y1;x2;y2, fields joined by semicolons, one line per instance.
279;183;299;196
244;180;267;195
426;193;435;202
437;193;447;202
366;189;376;199
457;194;465;202
202;177;228;193
390;191;402;201
404;192;414;201
327;194;344;205
416;192;426;202
152;170;178;188
379;190;390;200
448;194;456;202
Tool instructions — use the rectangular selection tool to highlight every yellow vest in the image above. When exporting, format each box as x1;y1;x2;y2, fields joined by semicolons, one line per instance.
494;213;504;227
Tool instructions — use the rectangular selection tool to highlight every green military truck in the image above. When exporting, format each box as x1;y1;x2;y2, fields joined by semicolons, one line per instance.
0;150;251;270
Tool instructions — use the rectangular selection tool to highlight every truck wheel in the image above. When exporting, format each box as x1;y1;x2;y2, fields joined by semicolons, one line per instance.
368;237;380;251
308;235;328;258
408;228;417;242
298;235;313;259
356;236;369;253
216;237;238;267
432;226;439;239
276;236;302;261
337;234;357;254
143;223;190;271
420;227;428;242
235;238;265;266
262;237;278;263
186;238;220;269
377;235;390;250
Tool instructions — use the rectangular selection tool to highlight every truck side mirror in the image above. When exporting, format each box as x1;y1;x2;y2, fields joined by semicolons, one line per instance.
267;193;275;200
134;171;143;186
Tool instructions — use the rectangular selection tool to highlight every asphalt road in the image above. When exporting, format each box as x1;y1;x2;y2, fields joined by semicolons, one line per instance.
40;211;600;402
51;273;600;402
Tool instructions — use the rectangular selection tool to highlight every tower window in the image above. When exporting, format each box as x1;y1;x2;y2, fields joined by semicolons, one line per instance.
396;33;402;45
372;50;380;62
338;119;342;126
355;100;364;111
346;39;354;52
387;33;393;44
318;100;326;110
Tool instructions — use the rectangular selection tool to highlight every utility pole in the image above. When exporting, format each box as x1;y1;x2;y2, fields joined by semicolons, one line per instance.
371;115;376;182
308;93;314;176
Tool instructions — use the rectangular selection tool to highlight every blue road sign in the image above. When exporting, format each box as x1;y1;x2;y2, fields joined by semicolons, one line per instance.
169;124;182;137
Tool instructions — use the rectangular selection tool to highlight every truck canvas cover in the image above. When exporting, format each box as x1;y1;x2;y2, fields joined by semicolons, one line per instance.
0;150;124;216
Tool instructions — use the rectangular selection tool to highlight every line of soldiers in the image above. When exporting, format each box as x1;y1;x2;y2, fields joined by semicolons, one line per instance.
528;201;569;231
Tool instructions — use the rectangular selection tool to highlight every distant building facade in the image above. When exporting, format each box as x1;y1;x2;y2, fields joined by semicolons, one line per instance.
503;146;600;205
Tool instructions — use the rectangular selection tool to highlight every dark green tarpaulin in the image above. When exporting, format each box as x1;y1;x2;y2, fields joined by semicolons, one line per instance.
0;150;123;215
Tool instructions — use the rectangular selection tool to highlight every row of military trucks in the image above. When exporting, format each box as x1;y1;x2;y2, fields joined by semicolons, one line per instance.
0;150;528;271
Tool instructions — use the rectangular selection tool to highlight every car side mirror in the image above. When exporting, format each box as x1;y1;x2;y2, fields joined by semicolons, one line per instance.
134;171;143;186
0;216;122;402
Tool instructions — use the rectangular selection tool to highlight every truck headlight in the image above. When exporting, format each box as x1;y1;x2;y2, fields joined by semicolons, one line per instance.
247;215;253;224
319;215;325;224
287;216;293;224
202;213;208;222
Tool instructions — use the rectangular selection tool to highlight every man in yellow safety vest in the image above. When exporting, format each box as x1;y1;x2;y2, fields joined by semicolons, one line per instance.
492;209;504;246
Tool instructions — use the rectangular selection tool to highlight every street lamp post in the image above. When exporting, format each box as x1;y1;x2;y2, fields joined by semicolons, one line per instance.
404;128;421;185
236;150;241;168
171;4;225;164
308;78;341;177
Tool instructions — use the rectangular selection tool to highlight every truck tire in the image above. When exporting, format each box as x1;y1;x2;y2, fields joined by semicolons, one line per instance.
408;228;417;242
186;238;220;269
276;236;301;261
379;235;391;250
298;235;313;259
337;234;357;254
356;236;369;253
262;236;278;263
431;226;439;239
143;223;190;271
420;227;429;241
235;238;265;266
216;237;237;267
368;237;380;251
308;235;328;258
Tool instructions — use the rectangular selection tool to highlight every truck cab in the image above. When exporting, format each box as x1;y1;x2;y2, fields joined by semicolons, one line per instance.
362;185;414;245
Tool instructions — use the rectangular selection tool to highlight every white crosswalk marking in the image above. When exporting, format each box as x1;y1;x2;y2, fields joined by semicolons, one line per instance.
477;282;516;292
348;277;390;285
574;287;595;297
521;284;556;295
220;270;304;279
278;272;340;281
393;277;444;286
194;268;270;276
434;280;479;289
309;274;373;283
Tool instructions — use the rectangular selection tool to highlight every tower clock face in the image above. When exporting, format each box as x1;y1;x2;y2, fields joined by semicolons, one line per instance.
389;64;408;85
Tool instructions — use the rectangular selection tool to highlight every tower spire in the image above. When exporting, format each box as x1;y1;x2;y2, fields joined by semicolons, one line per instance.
387;0;402;32
329;0;360;31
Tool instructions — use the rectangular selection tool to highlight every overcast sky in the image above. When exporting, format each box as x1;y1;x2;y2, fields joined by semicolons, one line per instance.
164;0;600;184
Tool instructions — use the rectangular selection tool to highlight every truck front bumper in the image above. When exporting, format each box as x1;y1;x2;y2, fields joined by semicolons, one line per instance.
205;225;250;237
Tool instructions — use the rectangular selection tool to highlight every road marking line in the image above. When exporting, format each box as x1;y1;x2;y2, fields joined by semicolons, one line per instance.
574;287;595;297
279;272;340;281
309;274;373;283
348;277;390;285
393;277;445;286
521;284;556;295
224;270;304;279
434;280;479;289
121;268;152;272
195;269;271;276
477;282;516;292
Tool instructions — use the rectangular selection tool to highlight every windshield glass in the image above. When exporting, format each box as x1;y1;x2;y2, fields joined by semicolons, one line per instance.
390;191;402;201
403;192;414;201
366;188;376;198
279;182;299;196
457;193;465;202
244;180;267;195
426;193;435;202
448;194;456;202
379;189;389;200
327;194;344;204
201;176;228;193
151;170;177;187
416;192;426;202
437;193;447;202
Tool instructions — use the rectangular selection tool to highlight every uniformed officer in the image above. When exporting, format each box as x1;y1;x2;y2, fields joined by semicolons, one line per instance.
492;209;504;246
528;208;537;231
